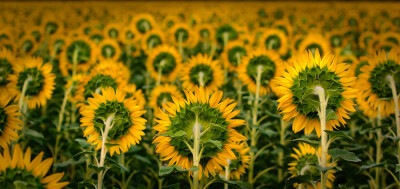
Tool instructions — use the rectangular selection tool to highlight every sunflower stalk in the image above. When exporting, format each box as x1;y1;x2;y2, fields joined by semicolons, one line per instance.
192;113;201;189
199;72;205;87
98;114;115;189
278;116;287;182
156;59;166;86
178;32;185;60
72;47;80;78
375;106;383;189
18;76;32;113
315;86;328;189
386;75;400;173
224;162;230;189
249;65;263;184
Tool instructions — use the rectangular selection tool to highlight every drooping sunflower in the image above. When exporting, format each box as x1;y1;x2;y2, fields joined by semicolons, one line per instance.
288;143;336;189
238;48;284;96
93;60;130;83
260;29;288;55
221;41;249;72
220;142;250;180
59;36;98;76
358;50;400;117
146;45;182;83
119;25;139;44
7;57;56;109
272;19;293;39
123;83;146;109
141;29;165;52
132;14;157;35
153;87;246;179
96;38;121;62
0;92;22;148
298;33;330;56
181;53;224;92
276;50;357;136
0;144;69;188
149;84;183;110
169;23;198;48
80;87;147;156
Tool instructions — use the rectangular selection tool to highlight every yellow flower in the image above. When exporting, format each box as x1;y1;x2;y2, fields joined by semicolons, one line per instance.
238;48;284;96
153;87;246;179
149;84;182;110
146;45;182;83
103;23;122;39
260;29;288;55
169;23;198;48
0;48;18;98
96;38;121;62
7;57;56;109
132;14;157;35
123;83;146;109
18;35;37;56
298;33;330;56
221;142;250;180
221;40;249;72
141;29;165;52
0;92;22;148
276;50;357;137
288;143;336;189
0;144;69;188
181;53;224;92
80;87;147;156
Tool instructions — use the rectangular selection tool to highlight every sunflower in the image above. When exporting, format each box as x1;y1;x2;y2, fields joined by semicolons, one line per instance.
326;30;348;49
153;87;246;179
358;50;400;117
0;28;13;41
26;26;44;43
59;36;98;76
132;14;157;35
369;41;400;56
288;143;336;189
215;24;241;48
141;29;165;52
359;31;376;50
0;48;17;97
89;30;105;44
220;142;250;180
97;38;121;62
18;35;37;56
66;74;85;103
0;39;17;55
181;53;224;92
41;17;64;36
163;15;181;30
48;34;66;57
221;41;249;72
0;92;22;148
75;65;128;104
170;23;198;48
260;29;288;55
146;45;182;83
238;48;284;96
195;24;215;42
350;56;369;77
149;84;183;110
298;33;330;56
7;57;56;109
272;19;293;39
80;87;147;156
276;50;357;136
123;83;146;109
103;23;121;39
119;25;139;44
0;144;69;188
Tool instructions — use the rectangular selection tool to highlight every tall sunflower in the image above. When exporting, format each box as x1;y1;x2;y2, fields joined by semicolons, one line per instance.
92;60;130;82
97;38;121;62
181;54;224;91
238;48;284;96
7;57;56;109
123;83;146;109
149;84;183;110
146;45;182;83
0;144;69;188
0;48;17;98
288;143;336;189
132;14;157;35
80;87;147;156
298;33;330;56
169;23;198;48
260;29;288;55
0;92;22;148
276;50;357;136
221;41;249;72
357;50;400;117
141;29;165;52
153;87;246;179
220;142;250;180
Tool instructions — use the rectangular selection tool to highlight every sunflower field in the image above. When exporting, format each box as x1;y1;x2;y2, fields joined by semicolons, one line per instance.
1;1;400;189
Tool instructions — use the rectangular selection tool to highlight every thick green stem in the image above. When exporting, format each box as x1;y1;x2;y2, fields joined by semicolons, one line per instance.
156;60;166;86
315;86;327;189
248;65;263;184
18;76;32;112
193;113;201;189
178;32;184;59
375;106;382;189
224;162;230;189
98;114;115;189
386;75;400;180
72;48;80;78
278;117;287;182
199;72;205;87
126;44;132;69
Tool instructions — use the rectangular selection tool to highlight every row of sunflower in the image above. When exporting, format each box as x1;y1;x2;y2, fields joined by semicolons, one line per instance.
1;1;400;189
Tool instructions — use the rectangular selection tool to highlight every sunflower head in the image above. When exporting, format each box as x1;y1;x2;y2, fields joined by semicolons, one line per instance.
153;87;246;179
221;142;250;180
0;48;16;88
133;14;156;34
97;38;121;61
80;87;147;156
0;144;69;188
147;45;182;83
276;50;357;136
298;33;330;56
260;29;288;55
215;24;240;47
222;41;249;72
103;23;121;39
170;23;198;47
141;30;165;52
0;92;22;148
123;83;146;109
288;143;336;188
181;54;224;92
238;48;284;96
149;84;183;110
358;50;400;117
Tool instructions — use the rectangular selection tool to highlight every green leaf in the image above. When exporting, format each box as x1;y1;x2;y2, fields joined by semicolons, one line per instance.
133;155;151;165
163;183;180;189
54;157;86;168
159;166;174;176
78;180;96;189
325;130;353;141
293;138;320;149
188;166;200;172
213;175;251;189
328;148;361;162
326;109;338;121
385;136;400;142
88;164;107;173
172;130;186;137
24;128;44;139
75;139;91;148
72;151;94;159
105;143;120;148
205;140;222;150
396;164;400;173
106;157;129;173
359;161;386;172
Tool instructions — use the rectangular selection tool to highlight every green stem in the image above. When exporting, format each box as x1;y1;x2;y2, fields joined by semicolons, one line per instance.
224;163;230;189
18;76;32;112
315;86;328;189
375;106;382;189
278;117;287;182
72;48;80;78
98;114;115;189
386;75;400;172
249;65;263;184
156;60;166;86
178;32;185;60
199;71;205;88
126;44;132;69
192;113;201;189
